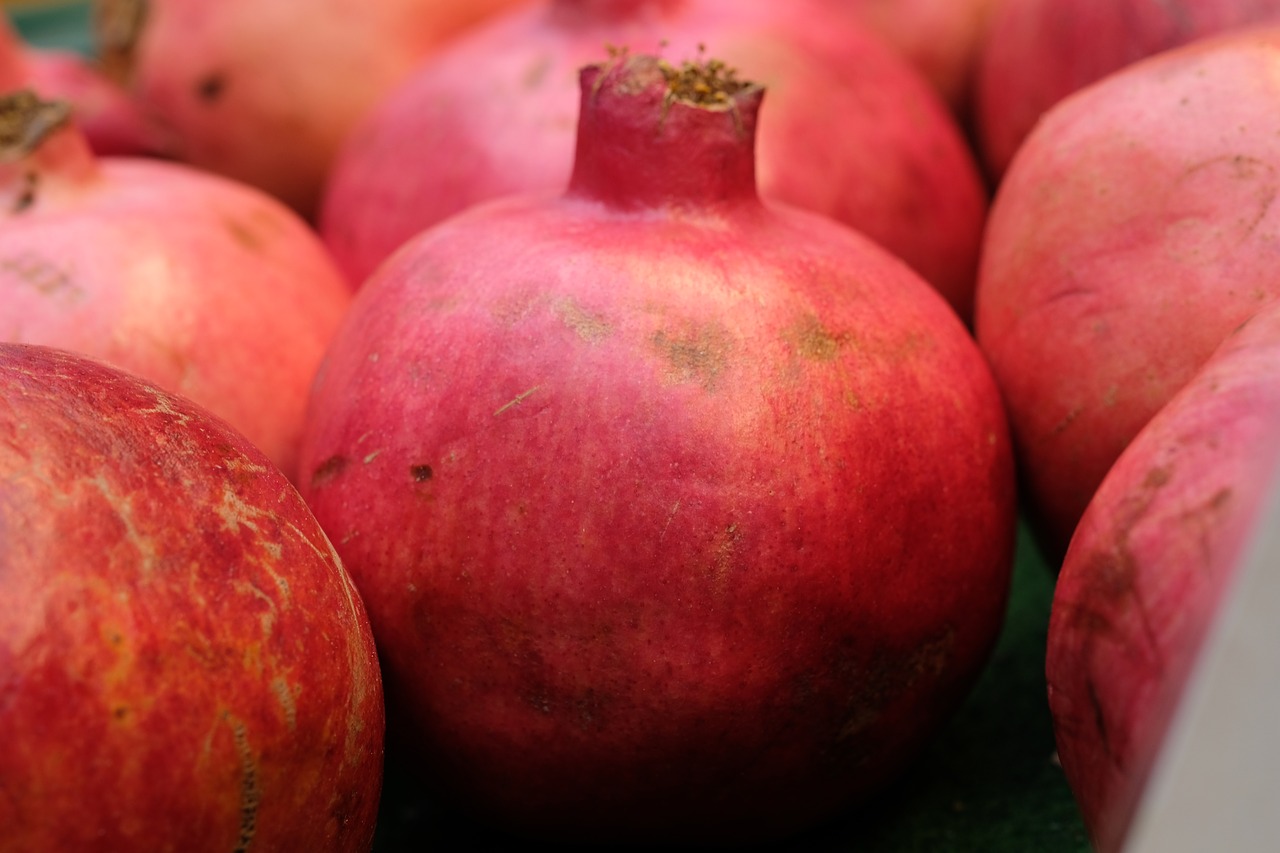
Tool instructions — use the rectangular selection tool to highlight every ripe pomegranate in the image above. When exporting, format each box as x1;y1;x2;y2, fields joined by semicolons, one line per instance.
301;54;1016;842
1;14;163;156
975;27;1280;559
319;0;988;321
1046;300;1280;852
975;0;1280;179
96;0;526;215
0;343;384;852
0;89;351;481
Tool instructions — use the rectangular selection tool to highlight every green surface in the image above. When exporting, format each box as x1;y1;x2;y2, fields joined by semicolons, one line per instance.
12;4;1094;849
7;1;94;56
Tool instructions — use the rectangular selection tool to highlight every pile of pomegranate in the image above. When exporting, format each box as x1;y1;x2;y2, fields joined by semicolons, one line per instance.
4;0;1279;849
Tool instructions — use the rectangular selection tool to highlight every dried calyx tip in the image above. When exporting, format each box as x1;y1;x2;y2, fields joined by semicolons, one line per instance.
657;53;750;109
0;91;73;159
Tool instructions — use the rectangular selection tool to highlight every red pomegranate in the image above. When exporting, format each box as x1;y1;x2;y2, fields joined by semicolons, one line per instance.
97;0;526;215
301;54;1015;842
0;343;384;852
1046;299;1280;852
319;0;988;321
975;0;1280;179
975;28;1280;558
1;89;351;481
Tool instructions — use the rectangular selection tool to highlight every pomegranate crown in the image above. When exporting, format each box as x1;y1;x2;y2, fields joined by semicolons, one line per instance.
0;90;72;162
570;50;763;209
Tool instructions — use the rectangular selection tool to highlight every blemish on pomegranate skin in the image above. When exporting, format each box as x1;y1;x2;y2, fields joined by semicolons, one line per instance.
8;171;38;214
225;218;264;252
651;324;732;389
310;455;348;488
410;464;433;482
195;72;227;103
786;313;849;362
230;719;261;853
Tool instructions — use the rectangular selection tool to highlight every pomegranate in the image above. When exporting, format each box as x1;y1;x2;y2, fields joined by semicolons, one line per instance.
975;0;1280;179
1;13;163;156
319;0;988;321
0;342;384;852
301;54;1016;842
1045;300;1280;852
843;0;1002;112
974;27;1280;559
0;89;351;481
96;0;526;215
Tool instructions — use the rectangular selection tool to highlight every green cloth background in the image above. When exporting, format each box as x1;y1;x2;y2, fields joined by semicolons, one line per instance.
9;3;1093;848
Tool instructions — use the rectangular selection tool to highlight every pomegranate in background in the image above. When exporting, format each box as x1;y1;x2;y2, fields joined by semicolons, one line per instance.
843;0;1002;112
1;89;351;481
302;54;1015;842
0;343;384;852
975;28;1280;559
319;0;988;321
975;0;1280;179
1046;300;1280;852
96;0;526;216
1;13;164;156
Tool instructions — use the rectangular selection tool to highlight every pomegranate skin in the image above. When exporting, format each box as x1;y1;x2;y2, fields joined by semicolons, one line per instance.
975;0;1280;179
0;343;384;852
1046;301;1280;852
974;28;1280;559
302;56;1016;842
319;0;988;321
1;93;351;481
105;0;525;216
843;0;1001;112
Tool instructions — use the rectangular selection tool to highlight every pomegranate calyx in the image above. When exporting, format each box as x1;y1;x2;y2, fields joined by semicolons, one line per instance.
0;90;72;162
569;51;762;210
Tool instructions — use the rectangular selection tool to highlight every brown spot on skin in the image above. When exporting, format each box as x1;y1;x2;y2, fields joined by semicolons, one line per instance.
195;72;226;103
310;455;348;488
652;322;733;389
225;218;264;252
8;171;37;214
786;313;849;362
554;298;612;342
410;464;433;483
1143;466;1172;489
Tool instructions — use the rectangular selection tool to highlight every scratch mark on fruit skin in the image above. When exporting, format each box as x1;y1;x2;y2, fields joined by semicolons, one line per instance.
495;385;541;416
659;500;681;541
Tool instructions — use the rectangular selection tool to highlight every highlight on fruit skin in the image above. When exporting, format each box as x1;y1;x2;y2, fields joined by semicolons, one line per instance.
300;50;1016;844
0;342;385;853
